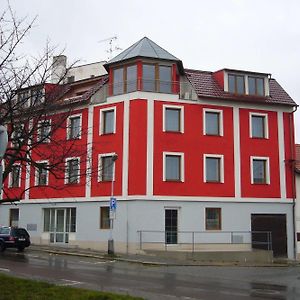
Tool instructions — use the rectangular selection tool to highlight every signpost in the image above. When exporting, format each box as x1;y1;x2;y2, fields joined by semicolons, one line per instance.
0;125;8;198
108;154;118;255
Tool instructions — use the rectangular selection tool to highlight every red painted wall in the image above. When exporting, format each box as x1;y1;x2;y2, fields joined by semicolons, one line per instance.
213;70;224;89
153;101;235;197
283;112;295;198
29;108;88;199
240;108;281;198
128;99;147;195
91;102;124;197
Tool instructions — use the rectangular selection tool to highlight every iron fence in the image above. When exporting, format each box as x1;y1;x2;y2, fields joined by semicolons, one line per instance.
137;230;272;253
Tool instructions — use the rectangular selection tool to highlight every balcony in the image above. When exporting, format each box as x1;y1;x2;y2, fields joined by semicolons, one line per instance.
93;79;198;103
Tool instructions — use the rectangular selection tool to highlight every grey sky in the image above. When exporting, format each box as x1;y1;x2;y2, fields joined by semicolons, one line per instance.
8;0;300;142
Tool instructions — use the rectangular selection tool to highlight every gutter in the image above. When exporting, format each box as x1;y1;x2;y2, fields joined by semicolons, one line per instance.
290;105;298;260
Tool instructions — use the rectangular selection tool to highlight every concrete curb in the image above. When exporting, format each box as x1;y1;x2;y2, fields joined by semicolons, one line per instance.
28;246;299;267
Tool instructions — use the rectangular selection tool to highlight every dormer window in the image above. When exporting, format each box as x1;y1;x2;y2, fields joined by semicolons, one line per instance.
113;67;124;95
142;64;172;93
228;74;245;94
112;65;137;95
248;77;264;96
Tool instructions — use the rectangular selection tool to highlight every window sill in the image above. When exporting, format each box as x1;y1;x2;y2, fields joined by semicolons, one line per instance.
164;130;183;134
250;136;268;140
100;132;115;136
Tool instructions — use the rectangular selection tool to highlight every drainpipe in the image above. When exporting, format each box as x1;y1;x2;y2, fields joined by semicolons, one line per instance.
290;105;298;260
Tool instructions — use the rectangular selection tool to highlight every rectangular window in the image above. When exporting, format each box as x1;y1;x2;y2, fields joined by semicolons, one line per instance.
18;90;30;108
68;115;81;140
248;77;264;96
98;155;115;182
159;66;172;93
10;164;21;188
228;74;245;94
65;158;80;184
206;208;221;230
252;158;269;184
251;114;268;138
35;162;48;186
204;110;222;136
100;207;110;229
43;208;76;233
9;209;19;227
165;108;181;132
164;153;183;182
37;120;51;143
204;155;224;183
102;109;115;134
126;65;137;93
12;124;24;146
165;209;178;244
113;67;124;95
31;88;44;106
142;64;156;92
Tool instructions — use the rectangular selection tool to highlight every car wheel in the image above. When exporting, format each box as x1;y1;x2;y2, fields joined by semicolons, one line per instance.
17;246;25;252
0;242;6;252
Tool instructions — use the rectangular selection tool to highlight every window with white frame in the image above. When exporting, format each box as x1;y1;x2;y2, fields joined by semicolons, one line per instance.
35;161;48;186
250;113;268;139
251;157;270;184
204;154;224;183
163;105;184;133
9;164;21;188
67;115;81;140
100;107;116;135
37;120;51;143
11;124;24;146
204;109;223;136
163;152;184;182
98;154;116;182
65;158;80;184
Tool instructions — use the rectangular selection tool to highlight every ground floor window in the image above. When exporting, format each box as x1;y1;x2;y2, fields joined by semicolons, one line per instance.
205;207;221;230
165;209;178;244
100;207;110;229
9;208;19;227
43;208;76;243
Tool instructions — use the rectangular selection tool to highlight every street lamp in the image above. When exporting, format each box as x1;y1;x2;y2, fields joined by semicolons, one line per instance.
108;153;118;255
0;125;8;198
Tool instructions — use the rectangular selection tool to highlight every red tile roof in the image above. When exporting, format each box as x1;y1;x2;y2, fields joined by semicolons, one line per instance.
185;69;297;106
296;144;300;172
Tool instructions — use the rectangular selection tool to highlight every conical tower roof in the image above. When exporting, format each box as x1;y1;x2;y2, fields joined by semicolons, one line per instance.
105;37;184;73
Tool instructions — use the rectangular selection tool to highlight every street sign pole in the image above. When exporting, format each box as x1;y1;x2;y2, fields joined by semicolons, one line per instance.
108;154;118;255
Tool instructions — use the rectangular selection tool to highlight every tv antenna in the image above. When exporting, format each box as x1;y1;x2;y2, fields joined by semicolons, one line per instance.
98;36;122;60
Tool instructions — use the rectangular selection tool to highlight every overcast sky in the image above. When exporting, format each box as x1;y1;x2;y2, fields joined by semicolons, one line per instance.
7;0;300;142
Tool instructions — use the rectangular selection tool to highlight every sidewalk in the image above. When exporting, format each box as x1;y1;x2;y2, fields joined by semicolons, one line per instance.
29;244;299;267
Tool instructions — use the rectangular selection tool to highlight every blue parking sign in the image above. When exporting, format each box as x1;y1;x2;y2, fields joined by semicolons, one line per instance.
110;197;117;210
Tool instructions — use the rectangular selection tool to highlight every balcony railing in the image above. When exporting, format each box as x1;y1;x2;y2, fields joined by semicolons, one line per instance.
93;79;198;102
137;230;272;253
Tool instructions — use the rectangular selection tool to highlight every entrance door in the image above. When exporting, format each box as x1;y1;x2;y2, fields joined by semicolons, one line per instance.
50;209;69;244
165;209;178;244
251;214;287;257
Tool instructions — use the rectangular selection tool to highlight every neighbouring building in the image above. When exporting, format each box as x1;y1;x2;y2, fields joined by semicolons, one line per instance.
296;144;300;259
0;37;298;258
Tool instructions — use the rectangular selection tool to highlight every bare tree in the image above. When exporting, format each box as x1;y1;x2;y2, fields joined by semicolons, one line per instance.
0;3;89;203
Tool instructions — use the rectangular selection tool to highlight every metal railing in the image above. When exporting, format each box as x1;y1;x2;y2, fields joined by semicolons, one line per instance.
137;230;272;253
93;79;197;102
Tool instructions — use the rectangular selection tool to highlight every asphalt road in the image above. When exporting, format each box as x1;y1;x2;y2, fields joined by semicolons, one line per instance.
0;249;299;300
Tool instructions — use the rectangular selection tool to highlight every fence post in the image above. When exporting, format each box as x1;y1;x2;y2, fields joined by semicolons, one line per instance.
192;232;195;254
139;231;142;250
230;232;233;244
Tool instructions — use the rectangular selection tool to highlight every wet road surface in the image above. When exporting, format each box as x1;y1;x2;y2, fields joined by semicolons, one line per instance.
0;249;299;299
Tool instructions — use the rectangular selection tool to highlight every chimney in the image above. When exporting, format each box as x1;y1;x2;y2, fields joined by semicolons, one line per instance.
51;55;67;84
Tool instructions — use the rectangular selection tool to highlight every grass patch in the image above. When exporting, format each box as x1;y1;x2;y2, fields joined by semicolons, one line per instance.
0;273;143;300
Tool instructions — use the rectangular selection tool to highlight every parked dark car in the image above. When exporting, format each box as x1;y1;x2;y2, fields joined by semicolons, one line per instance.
0;227;31;252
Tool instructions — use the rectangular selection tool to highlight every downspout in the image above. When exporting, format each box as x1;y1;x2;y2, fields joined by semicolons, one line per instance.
290;105;298;260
